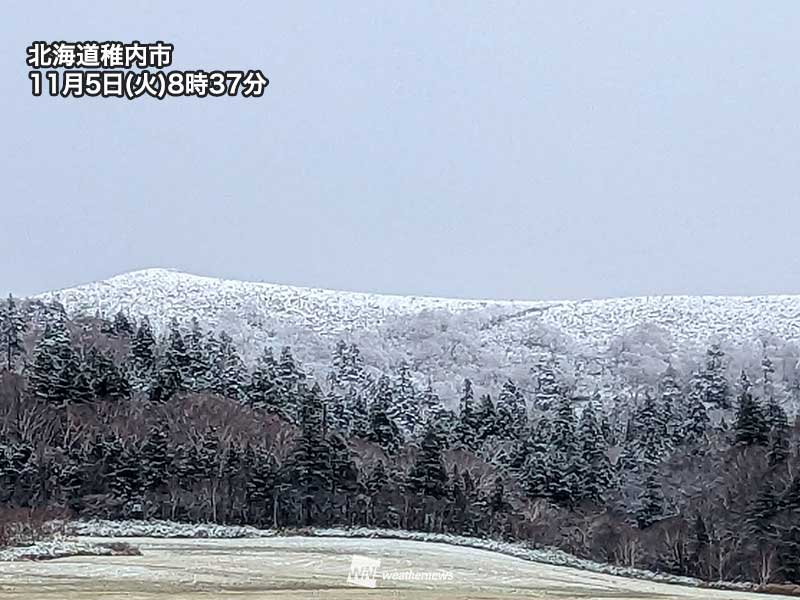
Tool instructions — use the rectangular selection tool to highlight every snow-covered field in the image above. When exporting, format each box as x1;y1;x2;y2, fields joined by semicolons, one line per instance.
0;536;780;599
62;520;705;587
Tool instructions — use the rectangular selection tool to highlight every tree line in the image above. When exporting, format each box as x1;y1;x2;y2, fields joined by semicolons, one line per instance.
0;295;798;585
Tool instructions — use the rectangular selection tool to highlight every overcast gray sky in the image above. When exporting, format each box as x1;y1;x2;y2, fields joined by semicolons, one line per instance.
1;2;799;301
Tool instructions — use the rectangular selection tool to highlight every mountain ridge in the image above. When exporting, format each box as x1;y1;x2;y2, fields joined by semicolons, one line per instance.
30;268;800;400
36;267;800;306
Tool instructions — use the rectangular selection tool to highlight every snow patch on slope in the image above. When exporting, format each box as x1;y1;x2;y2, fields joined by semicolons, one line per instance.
0;539;140;561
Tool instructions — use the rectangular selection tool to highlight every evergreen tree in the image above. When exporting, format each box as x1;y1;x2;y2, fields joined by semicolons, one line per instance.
341;344;372;395
0;441;32;503
166;317;190;371
420;378;441;426
29;319;74;404
327;343;371;437
28;326;59;403
326;343;349;430
141;423;170;493
765;396;790;466
112;310;135;337
634;391;668;466
326;386;350;436
734;373;769;448
535;358;561;410
210;331;247;400
87;348;130;402
549;394;581;507
328;432;358;499
154;318;190;399
690;514;710;577
0;294;25;371
329;340;369;392
577;401;613;503
56;447;88;509
149;365;181;403
372;374;394;413
368;377;403;455
244;446;278;524
367;460;388;497
495;379;526;440
276;346;304;422
365;460;388;526
185;317;211;391
760;353;775;400
70;359;94;404
780;475;800;512
457;378;480;451
617;413;638;473
636;472;665;528
659;364;683;446
392;360;420;438
51;349;81;406
329;339;349;387
39;323;94;407
287;428;332;525
489;477;510;514
475;393;498;442
247;347;282;412
434;407;462;450
368;406;403;456
778;527;800;584
349;388;371;439
107;442;141;506
703;343;730;409
129;316;156;389
345;343;368;386
299;382;327;434
408;425;448;499
520;418;555;500
747;481;779;540
684;372;709;446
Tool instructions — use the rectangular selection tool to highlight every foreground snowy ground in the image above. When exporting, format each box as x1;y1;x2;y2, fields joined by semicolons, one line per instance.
0;536;780;599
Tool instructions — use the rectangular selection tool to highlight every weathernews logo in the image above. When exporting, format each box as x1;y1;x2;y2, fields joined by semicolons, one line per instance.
347;555;381;588
347;554;454;588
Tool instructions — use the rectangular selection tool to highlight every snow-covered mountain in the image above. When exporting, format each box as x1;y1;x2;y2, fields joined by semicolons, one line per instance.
32;269;800;398
37;268;548;335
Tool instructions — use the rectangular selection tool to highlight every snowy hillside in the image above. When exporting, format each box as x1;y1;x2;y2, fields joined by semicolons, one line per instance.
36;268;548;335
32;268;800;395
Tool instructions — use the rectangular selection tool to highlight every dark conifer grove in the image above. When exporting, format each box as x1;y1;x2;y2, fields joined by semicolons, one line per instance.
0;296;799;585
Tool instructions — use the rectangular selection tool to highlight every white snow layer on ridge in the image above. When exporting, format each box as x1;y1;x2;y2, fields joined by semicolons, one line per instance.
64;519;754;591
36;269;800;350
38;268;542;333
